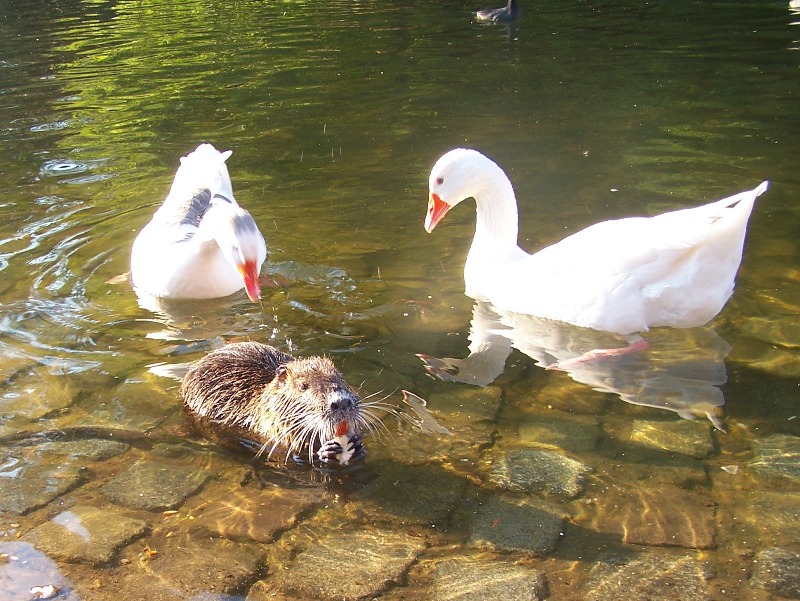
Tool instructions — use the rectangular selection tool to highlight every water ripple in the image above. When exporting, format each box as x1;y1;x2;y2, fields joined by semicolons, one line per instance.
0;203;89;274
30;120;71;133
59;173;115;185
39;160;89;177
38;158;113;185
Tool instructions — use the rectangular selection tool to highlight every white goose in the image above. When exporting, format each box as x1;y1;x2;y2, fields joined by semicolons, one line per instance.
131;144;267;302
425;148;768;336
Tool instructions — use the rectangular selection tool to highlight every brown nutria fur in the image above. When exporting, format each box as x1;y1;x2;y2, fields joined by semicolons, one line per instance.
181;341;367;464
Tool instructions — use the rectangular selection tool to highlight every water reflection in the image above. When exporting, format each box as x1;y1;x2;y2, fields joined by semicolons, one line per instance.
0;542;78;601
419;301;730;428
134;260;382;383
133;260;363;344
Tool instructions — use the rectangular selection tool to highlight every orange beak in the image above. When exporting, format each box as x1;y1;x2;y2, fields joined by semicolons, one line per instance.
239;260;262;302
424;193;450;233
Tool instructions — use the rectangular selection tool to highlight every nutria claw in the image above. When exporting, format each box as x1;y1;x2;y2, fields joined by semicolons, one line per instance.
318;433;366;464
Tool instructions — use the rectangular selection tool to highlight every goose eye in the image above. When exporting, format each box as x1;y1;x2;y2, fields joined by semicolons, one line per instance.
435;177;444;185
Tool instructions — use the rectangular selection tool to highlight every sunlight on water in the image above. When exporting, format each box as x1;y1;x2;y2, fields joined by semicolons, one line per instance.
0;0;799;599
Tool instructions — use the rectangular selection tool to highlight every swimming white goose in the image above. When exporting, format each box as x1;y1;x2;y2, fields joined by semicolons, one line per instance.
131;143;267;302
425;148;768;336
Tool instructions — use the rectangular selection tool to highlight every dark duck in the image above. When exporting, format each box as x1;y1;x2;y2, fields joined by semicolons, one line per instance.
475;0;520;22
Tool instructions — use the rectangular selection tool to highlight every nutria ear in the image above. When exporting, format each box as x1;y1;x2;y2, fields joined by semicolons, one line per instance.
275;365;288;383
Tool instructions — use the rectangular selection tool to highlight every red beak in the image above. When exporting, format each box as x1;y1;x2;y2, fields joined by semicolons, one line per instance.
239;260;262;302
424;193;450;233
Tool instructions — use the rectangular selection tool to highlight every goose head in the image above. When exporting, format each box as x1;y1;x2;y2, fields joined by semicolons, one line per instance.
426;149;485;232
208;205;267;302
425;148;514;233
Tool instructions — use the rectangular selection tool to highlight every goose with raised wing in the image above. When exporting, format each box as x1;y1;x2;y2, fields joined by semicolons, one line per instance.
131;143;267;303
424;148;767;336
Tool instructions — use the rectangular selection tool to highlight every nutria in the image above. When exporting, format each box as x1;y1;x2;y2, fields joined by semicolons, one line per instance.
180;342;368;465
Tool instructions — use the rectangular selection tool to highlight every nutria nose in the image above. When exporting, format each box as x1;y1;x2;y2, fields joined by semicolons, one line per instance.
328;389;356;411
329;394;353;411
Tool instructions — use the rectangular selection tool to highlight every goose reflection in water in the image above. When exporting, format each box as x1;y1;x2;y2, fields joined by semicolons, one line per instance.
418;301;731;430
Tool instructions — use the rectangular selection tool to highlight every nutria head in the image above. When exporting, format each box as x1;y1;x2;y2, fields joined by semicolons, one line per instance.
251;355;367;461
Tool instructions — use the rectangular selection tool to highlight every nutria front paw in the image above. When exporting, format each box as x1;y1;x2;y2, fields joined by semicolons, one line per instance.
317;440;341;463
349;433;366;461
317;434;365;464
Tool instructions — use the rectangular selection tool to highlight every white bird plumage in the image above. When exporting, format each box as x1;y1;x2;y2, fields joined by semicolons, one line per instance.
425;148;768;335
131;143;267;303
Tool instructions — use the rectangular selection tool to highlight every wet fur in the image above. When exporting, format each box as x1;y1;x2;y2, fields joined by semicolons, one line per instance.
181;342;366;462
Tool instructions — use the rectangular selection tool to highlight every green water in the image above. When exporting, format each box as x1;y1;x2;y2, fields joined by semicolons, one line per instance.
1;0;799;599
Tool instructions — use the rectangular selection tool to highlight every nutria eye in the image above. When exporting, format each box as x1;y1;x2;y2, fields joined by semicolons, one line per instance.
436;177;444;185
299;382;309;392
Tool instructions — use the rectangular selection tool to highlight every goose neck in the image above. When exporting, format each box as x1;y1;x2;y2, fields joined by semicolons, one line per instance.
473;179;519;250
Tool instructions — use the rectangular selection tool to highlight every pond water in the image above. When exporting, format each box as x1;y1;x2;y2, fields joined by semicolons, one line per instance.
1;0;799;599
